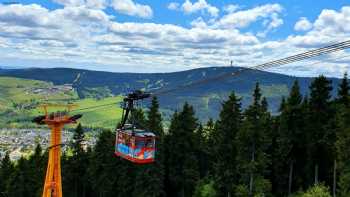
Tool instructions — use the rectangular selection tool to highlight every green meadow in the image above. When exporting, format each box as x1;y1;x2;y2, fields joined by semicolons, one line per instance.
0;77;123;129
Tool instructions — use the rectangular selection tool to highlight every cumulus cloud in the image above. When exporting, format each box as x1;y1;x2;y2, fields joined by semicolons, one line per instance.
53;0;107;9
53;0;85;7
183;0;219;17
223;4;239;13
190;17;207;28
0;2;348;77
268;13;284;29
0;3;111;51
85;0;108;9
288;6;350;48
257;12;283;37
169;0;219;18
107;21;258;47
167;2;179;10
0;3;261;73
217;4;283;29
294;17;312;31
54;6;111;23
313;7;350;34
111;0;153;19
0;4;54;28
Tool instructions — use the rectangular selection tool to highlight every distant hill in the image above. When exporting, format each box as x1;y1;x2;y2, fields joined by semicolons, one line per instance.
0;66;23;69
0;67;342;121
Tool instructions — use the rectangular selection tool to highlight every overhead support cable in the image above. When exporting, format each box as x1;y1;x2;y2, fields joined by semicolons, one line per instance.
153;39;350;95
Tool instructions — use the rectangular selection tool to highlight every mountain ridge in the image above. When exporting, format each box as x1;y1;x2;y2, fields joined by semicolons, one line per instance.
0;66;342;120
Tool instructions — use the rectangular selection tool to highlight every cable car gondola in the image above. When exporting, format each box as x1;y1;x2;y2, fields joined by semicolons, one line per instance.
114;90;156;164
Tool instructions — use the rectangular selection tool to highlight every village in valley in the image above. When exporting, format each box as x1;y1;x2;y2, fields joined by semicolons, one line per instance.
0;128;96;160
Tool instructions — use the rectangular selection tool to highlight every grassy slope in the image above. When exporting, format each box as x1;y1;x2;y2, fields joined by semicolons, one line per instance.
0;77;76;103
0;77;123;129
70;97;123;129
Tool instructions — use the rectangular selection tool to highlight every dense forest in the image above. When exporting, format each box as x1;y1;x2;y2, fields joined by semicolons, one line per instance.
1;74;350;197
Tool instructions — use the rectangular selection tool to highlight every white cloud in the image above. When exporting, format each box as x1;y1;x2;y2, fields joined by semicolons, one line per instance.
0;4;54;28
223;4;239;13
294;17;312;31
0;2;348;77
107;21;259;47
53;0;107;9
286;34;332;48
53;6;111;23
167;2;179;10
111;0;153;19
217;4;283;29
313;7;350;34
85;0;108;9
257;12;283;37
53;0;85;7
190;17;207;28
0;3;261;73
169;0;219;18
268;13;283;29
288;6;350;48
0;3;110;48
182;0;219;17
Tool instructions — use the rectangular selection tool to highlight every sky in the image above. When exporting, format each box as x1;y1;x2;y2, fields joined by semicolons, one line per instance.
0;0;349;77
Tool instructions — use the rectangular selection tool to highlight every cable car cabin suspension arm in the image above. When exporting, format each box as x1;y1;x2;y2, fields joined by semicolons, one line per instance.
120;90;151;129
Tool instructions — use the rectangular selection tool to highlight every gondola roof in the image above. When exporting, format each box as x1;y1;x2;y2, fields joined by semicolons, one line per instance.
118;128;156;137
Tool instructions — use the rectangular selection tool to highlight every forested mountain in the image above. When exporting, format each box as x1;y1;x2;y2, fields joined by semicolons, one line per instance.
1;74;349;197
0;67;342;120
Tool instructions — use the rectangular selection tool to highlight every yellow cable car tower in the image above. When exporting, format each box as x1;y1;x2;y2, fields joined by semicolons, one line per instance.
33;104;82;197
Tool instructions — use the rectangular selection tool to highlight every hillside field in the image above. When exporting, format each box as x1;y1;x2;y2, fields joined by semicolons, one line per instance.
0;77;123;129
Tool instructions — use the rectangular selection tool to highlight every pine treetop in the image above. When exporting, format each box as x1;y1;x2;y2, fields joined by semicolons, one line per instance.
338;72;350;106
288;80;302;107
147;96;163;136
253;82;262;107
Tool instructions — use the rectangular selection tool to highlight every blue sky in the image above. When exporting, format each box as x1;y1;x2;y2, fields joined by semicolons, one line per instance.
0;0;349;77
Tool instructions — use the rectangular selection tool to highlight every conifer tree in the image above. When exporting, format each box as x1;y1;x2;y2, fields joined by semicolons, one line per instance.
193;178;217;197
94;129;137;197
307;75;334;186
133;96;165;197
167;103;199;197
72;123;85;154
205;118;215;136
271;95;287;195
147;96;163;137
195;124;209;179
335;99;350;197
279;96;286;112
7;157;30;197
88;129;135;197
338;72;350;107
27;144;46;196
212;92;242;197
4;145;45;197
236;83;272;197
163;111;179;197
63;123;90;197
268;116;281;195
335;72;350;196
0;152;14;195
278;81;307;195
261;97;268;112
130;108;146;128
202;118;216;179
